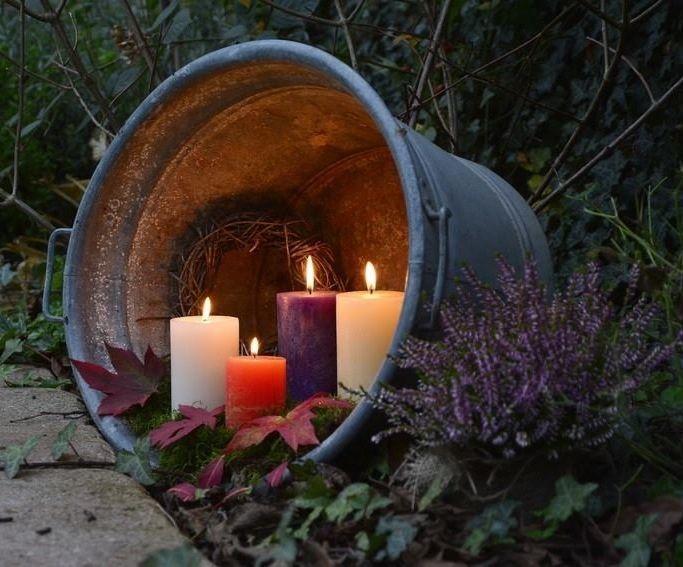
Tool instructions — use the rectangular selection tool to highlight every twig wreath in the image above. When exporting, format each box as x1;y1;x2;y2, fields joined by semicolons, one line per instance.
176;212;345;315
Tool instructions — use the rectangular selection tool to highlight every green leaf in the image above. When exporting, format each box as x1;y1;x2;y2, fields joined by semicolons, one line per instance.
0;264;16;287
540;475;598;523
464;500;519;555
115;437;156;486
140;543;203;567
356;529;386;557
375;515;421;561
0;338;23;364
324;483;392;524
0;436;39;479
615;514;658;567
51;421;78;460
20;119;43;138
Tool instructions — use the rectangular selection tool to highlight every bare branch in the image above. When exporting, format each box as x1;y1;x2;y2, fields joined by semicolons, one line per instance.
574;0;623;29
2;0;67;23
408;0;452;128
410;5;575;115
119;0;163;85
260;0;340;26
586;36;655;103
38;0;120;132
334;0;357;69
631;0;665;23
1;0;25;207
600;0;609;77
0;51;70;89
0;187;56;230
533;74;683;211
530;1;629;204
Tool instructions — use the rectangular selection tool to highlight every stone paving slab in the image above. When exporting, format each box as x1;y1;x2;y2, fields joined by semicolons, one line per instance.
0;388;115;466
0;468;192;566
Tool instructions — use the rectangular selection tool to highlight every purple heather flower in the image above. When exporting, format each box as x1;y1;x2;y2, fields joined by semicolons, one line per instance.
369;259;682;458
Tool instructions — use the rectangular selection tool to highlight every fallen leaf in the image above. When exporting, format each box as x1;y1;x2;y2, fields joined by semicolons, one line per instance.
150;405;223;448
51;422;78;460
0;436;39;479
224;394;352;454
197;455;225;489
71;344;165;415
266;461;289;488
167;482;206;502
115;437;156;485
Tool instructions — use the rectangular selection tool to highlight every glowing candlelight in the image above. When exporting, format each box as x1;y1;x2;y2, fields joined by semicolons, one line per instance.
336;260;404;394
226;334;286;428
276;255;338;401
170;296;239;410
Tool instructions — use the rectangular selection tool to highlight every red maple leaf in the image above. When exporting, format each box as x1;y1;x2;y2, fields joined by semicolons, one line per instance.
149;405;224;449
71;344;165;416
197;455;225;489
224;394;353;455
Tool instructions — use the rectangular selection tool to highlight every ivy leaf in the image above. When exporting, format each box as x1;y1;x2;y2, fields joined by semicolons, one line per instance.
150;405;223;449
51;421;78;460
115;437;156;486
224;394;352;454
140;543;203;567
325;483;392;524
265;461;289;488
0;338;23;365
0;436;39;479
71;344;165;416
464;500;519;555
375;515;422;561
197;455;225;489
540;475;598;523
167;482;206;502
615;514;658;567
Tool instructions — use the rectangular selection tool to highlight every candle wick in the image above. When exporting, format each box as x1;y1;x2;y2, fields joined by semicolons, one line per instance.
308;288;312;295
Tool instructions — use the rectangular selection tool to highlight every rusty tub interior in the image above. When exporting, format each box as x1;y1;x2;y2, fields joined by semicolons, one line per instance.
66;60;410;382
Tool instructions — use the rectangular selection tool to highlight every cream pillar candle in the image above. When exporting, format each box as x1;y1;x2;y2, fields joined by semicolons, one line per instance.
336;262;403;393
171;298;239;410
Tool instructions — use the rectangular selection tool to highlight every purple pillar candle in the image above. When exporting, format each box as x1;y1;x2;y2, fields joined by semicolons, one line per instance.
276;290;338;401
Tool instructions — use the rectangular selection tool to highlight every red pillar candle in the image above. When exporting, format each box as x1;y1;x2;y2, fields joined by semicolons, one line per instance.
226;337;286;428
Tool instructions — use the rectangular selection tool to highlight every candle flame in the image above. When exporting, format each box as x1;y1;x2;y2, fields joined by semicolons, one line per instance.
250;337;260;357
201;297;211;322
305;255;315;294
365;261;376;294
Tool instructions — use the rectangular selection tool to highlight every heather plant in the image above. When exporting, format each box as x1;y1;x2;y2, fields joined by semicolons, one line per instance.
371;259;682;459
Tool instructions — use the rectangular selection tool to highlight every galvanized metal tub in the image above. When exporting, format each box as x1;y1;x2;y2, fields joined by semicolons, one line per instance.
43;40;552;465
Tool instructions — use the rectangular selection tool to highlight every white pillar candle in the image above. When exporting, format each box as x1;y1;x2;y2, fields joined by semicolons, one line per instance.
336;262;404;393
171;298;239;410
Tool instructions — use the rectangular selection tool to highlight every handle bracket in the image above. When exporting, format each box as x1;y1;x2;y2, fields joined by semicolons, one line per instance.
42;228;72;324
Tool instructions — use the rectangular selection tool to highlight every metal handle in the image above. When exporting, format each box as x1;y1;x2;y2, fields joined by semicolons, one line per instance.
423;203;451;329
42;228;72;324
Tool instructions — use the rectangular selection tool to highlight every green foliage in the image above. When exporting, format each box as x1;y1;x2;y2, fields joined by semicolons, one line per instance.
51;422;78;460
140;543;203;567
463;500;519;555
0;435;38;479
325;482;393;523
540;475;598;524
615;514;658;567
373;515;422;561
115;436;157;486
